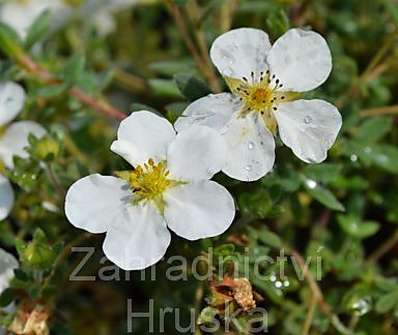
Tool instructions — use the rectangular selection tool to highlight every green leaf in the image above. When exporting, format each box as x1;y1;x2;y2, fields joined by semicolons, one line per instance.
0;288;15;307
303;179;345;211
256;229;283;249
149;60;195;77
62;55;86;85
149;79;182;98
303;163;342;184
197;306;218;325
165;102;188;123
0;23;23;56
213;244;235;258
174;74;211;101
355;117;392;143
25;9;51;49
238;189;273;219
375;291;398;313
337;215;380;239
343;140;398;173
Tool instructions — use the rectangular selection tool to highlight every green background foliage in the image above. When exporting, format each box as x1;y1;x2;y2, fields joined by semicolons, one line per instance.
0;0;397;334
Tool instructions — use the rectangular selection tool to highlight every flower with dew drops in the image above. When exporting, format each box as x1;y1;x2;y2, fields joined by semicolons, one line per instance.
64;111;235;270
0;82;46;221
175;28;342;181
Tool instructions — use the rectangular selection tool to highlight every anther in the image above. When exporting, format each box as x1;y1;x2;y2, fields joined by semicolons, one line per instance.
242;77;248;82
273;107;277;111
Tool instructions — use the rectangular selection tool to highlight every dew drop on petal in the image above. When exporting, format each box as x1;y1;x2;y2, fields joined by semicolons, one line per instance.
248;141;255;150
303;116;312;124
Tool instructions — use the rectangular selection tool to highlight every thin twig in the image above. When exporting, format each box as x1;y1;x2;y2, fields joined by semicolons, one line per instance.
290;250;353;335
335;37;394;109
44;163;65;197
301;293;317;335
164;0;221;93
187;0;222;92
360;105;398;117
368;230;398;263
15;53;126;121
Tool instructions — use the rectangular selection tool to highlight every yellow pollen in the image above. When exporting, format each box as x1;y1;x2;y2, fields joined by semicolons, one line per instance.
225;75;300;135
247;87;273;111
116;159;181;214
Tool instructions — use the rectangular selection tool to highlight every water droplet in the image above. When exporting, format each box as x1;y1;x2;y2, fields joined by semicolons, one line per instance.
283;280;290;287
305;179;317;189
350;154;358;162
245;165;253;172
269;273;277;282
364;146;372;154
275;281;283;289
352;297;372;316
248;141;255;150
303;116;312;124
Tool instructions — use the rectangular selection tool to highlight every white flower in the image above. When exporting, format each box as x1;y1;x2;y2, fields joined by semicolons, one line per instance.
0;248;18;294
0;0;70;39
0;82;47;220
0;248;18;335
82;0;140;36
65;111;235;270
176;28;342;181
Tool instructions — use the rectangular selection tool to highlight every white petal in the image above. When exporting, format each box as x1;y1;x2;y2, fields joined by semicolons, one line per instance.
0;82;25;126
0;121;46;168
103;203;171;270
222;113;275;181
175;93;241;133
164;181;235;241
65;174;132;234
274;99;342;163
267;28;332;92
111;111;176;167
210;28;271;81
167;126;227;181
0;248;18;294
0;175;14;221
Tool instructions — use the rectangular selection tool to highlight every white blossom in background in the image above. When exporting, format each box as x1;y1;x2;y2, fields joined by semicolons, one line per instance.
82;0;155;36
176;28;342;182
0;248;18;335
0;82;47;220
65;111;235;270
0;0;70;39
0;248;18;294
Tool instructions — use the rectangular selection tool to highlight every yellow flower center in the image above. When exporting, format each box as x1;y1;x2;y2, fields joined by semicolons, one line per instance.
225;72;299;135
116;159;181;214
